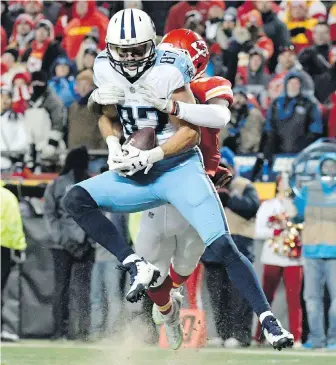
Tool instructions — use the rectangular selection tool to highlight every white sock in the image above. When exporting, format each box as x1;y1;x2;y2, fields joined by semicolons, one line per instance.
259;311;274;324
122;254;141;265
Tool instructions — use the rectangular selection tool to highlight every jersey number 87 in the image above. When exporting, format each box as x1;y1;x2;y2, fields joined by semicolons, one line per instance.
116;105;169;135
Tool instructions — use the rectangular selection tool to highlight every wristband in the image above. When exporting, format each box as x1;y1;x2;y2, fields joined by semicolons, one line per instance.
106;135;120;147
148;146;164;164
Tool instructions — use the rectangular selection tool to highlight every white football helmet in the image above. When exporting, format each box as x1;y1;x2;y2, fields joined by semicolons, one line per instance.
106;8;156;79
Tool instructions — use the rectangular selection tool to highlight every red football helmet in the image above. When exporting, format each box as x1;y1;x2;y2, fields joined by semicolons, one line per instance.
160;29;210;79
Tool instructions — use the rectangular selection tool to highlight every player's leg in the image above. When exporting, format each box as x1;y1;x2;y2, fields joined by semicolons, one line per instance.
155;152;294;350
134;205;183;350
63;171;164;302
255;265;283;342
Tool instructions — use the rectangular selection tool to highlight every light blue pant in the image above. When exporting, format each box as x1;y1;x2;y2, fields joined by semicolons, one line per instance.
90;258;123;336
78;149;228;246
303;258;336;347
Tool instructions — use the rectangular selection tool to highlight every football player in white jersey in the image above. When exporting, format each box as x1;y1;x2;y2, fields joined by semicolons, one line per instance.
64;9;293;352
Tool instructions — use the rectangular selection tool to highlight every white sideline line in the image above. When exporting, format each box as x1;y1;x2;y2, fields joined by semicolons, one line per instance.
1;343;336;357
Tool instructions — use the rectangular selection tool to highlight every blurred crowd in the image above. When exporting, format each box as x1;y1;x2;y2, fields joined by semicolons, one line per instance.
1;0;336;174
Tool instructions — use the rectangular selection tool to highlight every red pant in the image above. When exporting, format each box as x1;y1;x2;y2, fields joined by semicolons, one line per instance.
255;265;303;342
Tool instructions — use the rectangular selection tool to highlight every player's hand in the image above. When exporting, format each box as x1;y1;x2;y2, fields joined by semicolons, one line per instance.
111;144;153;176
111;144;164;176
91;84;125;105
137;83;178;115
106;136;124;170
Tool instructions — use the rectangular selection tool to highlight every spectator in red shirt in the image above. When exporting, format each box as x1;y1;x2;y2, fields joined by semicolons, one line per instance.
238;10;274;61
54;1;75;41
237;1;280;22
164;1;224;34
22;19;66;77
1;26;7;55
8;14;35;58
62;0;109;60
11;72;31;114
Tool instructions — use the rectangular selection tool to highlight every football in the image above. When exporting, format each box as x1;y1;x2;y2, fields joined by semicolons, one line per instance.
124;127;156;151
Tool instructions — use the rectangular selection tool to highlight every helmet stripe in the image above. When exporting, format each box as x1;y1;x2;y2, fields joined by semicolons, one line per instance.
130;9;136;38
120;10;125;39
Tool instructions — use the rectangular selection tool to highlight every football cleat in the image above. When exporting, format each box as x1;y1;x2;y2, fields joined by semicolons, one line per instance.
152;290;184;350
261;314;294;351
119;259;160;303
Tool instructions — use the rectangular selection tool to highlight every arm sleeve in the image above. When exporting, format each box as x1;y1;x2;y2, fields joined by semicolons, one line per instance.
255;202;274;240
226;184;260;220
176;102;231;128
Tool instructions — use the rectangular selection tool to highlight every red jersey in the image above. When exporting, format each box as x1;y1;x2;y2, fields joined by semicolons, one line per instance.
190;76;233;178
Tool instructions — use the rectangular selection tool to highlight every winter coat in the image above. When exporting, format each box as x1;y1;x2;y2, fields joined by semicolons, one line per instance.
261;10;290;72
67;92;106;150
264;72;323;157
1;110;30;170
22;41;66;77
49;76;78;108
24;88;65;158
314;65;336;104
219;104;265;153
0;184;26;251
62;0;109;59
43;170;91;258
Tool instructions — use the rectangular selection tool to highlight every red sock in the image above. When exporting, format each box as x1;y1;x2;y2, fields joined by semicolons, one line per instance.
185;264;204;309
169;264;191;289
147;276;173;315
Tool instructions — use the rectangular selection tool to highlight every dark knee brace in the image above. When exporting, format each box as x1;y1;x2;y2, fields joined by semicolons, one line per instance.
63;186;134;262
63;185;97;220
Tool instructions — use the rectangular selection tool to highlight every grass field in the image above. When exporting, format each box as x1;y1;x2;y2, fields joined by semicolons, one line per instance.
1;341;336;365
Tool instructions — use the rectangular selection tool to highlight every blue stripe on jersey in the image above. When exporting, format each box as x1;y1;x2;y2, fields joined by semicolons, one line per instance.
130;9;136;38
120;11;125;39
155;49;194;84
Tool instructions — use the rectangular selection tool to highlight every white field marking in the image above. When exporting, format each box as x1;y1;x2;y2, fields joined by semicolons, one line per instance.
1;342;336;357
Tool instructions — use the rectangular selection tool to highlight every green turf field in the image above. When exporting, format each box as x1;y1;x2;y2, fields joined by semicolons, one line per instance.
1;341;336;365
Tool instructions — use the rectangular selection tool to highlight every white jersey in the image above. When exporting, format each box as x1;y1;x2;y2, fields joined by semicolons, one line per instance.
93;49;194;144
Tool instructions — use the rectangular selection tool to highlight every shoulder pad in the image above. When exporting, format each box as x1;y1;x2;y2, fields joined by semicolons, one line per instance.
155;49;194;84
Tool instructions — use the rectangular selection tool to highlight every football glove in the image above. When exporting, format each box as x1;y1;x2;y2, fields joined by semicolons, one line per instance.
111;144;164;176
106;136;124;171
136;83;179;115
91;84;125;105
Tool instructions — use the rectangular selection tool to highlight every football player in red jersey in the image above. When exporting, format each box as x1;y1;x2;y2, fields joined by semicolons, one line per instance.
136;29;293;351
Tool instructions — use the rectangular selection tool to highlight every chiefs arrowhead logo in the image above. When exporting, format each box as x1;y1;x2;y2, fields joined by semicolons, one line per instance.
190;40;209;60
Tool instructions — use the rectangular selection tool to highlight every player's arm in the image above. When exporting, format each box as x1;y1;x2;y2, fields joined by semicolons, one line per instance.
159;85;200;157
137;84;231;129
116;85;200;176
97;107;125;164
173;97;231;128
